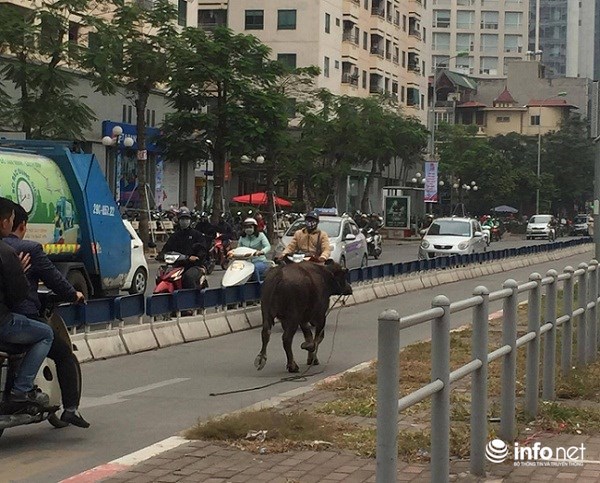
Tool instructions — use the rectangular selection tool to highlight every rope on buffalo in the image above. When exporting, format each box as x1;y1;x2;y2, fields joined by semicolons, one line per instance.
209;295;348;397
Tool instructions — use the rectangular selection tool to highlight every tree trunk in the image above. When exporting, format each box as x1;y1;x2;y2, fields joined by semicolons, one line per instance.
360;160;378;213
135;90;150;248
211;84;227;224
18;53;32;139
265;168;275;242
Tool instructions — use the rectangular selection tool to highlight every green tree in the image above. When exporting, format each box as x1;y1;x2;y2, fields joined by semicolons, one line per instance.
0;0;96;139
162;26;303;226
81;0;178;247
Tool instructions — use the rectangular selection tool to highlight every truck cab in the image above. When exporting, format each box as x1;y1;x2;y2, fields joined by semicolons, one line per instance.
0;140;131;298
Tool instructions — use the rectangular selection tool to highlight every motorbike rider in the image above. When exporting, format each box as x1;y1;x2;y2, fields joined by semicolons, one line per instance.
279;210;331;262
158;208;210;289
4;203;89;427
231;218;271;282
195;211;216;239
215;213;236;248
0;197;54;405
368;213;383;231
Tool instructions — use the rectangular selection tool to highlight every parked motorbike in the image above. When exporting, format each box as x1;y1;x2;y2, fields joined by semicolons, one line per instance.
154;252;208;294
363;227;383;259
210;232;230;271
0;291;82;438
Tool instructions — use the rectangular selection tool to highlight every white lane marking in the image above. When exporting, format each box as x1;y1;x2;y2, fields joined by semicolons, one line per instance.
112;436;188;465
79;378;189;408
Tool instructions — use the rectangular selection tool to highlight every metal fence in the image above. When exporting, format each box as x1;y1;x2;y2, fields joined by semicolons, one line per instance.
375;258;600;483
56;239;591;329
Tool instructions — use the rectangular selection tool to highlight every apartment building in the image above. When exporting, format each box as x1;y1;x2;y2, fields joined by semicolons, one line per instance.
430;0;529;77
194;0;430;124
528;0;600;79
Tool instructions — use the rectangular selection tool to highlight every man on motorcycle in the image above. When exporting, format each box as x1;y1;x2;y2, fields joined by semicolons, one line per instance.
159;209;210;289
195;211;216;239
232;218;271;282
4;203;89;427
279;211;331;262
0;197;54;405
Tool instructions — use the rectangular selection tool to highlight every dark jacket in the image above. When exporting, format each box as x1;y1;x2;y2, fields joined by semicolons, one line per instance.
159;228;210;264
0;239;29;325
3;235;77;317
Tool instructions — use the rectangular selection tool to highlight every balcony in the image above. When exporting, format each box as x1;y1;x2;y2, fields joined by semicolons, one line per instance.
198;9;227;31
409;28;421;39
370;46;384;58
342;72;359;86
392;55;399;64
342;31;359;45
371;6;385;18
408;63;421;74
370;85;384;94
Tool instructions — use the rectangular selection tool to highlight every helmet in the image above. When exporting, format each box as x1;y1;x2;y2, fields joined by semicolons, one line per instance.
243;217;258;226
178;207;191;219
305;210;319;221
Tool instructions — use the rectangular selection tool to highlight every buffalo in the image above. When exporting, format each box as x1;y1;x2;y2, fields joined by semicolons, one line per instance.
254;260;353;373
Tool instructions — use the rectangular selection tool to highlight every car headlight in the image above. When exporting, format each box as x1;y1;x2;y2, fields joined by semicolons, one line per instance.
421;240;430;249
458;242;469;250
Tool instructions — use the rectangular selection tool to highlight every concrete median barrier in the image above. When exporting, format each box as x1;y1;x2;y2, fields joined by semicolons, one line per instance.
177;315;210;342
120;325;159;354
86;330;128;359
151;319;185;347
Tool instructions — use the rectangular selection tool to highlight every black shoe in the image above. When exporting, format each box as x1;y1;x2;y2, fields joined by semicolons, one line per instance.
61;410;90;428
9;388;49;406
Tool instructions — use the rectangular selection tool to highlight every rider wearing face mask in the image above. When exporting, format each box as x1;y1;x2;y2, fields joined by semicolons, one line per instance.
233;218;271;282
280;211;331;263
158;208;210;289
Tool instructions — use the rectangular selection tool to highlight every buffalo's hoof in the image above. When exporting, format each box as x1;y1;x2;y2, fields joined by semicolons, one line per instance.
254;354;267;371
287;362;300;373
307;356;320;366
301;341;316;352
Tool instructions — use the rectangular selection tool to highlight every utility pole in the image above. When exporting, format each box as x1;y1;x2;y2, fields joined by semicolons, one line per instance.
591;81;600;260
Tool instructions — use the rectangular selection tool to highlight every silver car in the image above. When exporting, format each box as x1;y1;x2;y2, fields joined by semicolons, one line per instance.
274;215;369;269
418;217;487;260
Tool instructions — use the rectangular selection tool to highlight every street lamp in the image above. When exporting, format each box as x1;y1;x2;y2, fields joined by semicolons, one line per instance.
430;51;470;159
536;91;567;214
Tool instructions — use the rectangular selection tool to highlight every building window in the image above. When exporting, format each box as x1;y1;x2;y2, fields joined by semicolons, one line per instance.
433;10;451;28
363;32;368;50
127;105;132;124
457;10;474;29
324;56;330;77
402;15;407;31
481;10;499;29
364;0;368;9
177;0;187;26
362;70;367;89
122;105;127;123
496;116;510;123
245;10;264;30
401;86;405;102
531;115;540;126
334;60;339;69
505;11;522;28
336;18;340;26
325;13;330;33
278;9;296;30
421;94;425;110
151;110;156;127
479;56;498;75
277;53;297;69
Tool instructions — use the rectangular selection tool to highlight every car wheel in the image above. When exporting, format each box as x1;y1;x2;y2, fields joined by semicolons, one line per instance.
360;254;368;268
340;256;346;268
67;270;89;299
129;267;148;295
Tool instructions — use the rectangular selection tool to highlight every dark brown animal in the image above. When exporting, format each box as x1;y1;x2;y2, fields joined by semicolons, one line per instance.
255;260;352;373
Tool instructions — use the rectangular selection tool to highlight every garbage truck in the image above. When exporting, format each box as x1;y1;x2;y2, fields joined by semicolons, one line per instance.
0;140;131;298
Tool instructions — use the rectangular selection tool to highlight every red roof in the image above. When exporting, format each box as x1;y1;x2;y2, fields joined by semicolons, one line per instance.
494;87;516;104
457;101;487;108
526;99;577;108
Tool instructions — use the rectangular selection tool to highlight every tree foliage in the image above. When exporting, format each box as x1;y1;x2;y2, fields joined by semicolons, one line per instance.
0;0;96;139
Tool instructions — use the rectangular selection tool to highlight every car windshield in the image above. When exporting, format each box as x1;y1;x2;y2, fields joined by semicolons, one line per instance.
530;215;552;224
575;216;588;224
285;219;341;238
427;220;471;237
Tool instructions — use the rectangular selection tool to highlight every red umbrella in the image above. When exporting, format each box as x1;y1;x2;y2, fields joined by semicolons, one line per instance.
232;192;292;207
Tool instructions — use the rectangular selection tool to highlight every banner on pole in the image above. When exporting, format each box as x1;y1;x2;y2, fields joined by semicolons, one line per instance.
424;161;438;203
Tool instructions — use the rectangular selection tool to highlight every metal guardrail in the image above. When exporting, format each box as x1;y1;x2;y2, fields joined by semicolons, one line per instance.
56;238;591;330
375;256;600;483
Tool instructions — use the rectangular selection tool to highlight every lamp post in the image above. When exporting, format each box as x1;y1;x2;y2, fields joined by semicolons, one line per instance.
241;154;277;240
102;125;134;204
535;91;567;214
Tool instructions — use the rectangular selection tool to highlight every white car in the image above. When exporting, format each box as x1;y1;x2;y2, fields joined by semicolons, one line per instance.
122;220;149;295
274;215;369;269
418;217;487;260
526;214;556;240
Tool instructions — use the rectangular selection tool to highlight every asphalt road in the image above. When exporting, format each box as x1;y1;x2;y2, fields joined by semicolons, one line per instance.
0;239;591;483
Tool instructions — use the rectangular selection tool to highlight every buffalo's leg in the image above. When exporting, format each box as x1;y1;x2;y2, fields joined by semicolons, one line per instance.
283;323;299;373
308;324;326;366
300;322;315;352
254;317;273;371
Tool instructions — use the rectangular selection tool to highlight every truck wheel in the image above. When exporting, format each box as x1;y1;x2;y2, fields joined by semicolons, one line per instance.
129;268;148;295
67;271;89;299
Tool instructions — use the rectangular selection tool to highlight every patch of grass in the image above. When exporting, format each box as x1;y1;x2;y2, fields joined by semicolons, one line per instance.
518;401;600;433
557;360;600;401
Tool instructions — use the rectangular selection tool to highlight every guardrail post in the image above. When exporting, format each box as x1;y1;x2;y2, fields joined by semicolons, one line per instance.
562;266;574;375
543;270;558;401
376;309;400;483
431;295;451;483
470;286;489;477
577;263;588;366
589;260;599;362
526;273;542;416
500;279;518;442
